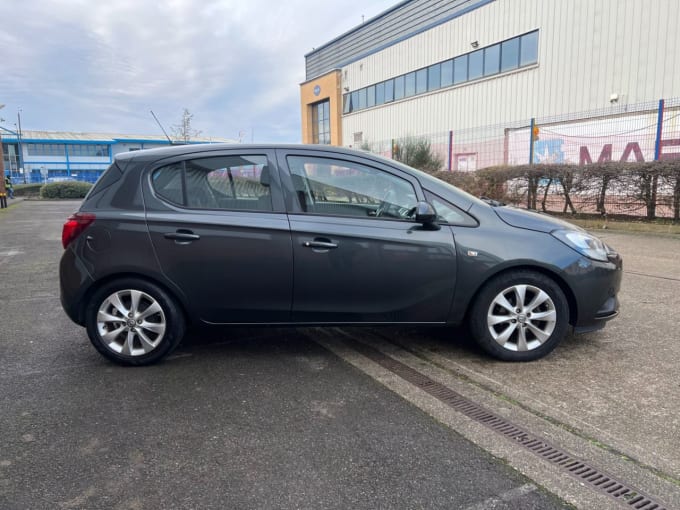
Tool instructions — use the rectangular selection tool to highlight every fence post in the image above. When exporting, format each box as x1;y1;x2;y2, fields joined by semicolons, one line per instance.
654;99;665;161
529;117;536;165
447;130;453;171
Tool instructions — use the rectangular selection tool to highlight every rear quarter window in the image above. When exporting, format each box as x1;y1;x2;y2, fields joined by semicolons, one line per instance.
85;163;123;199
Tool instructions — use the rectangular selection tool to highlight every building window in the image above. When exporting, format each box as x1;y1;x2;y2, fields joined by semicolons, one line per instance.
468;49;484;80
66;144;110;158
341;30;539;114
312;100;331;145
427;64;441;91
441;59;453;87
404;72;416;97
501;37;520;72
376;82;385;104
520;31;539;66
384;79;394;102
416;68;428;94
394;75;405;100
483;44;500;76
453;55;467;84
26;143;66;156
366;85;376;108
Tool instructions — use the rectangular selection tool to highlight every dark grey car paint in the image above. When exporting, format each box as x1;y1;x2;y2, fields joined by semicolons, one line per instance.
60;143;621;334
142;149;294;323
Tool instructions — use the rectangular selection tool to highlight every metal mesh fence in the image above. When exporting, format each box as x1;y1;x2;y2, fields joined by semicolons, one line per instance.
361;97;680;218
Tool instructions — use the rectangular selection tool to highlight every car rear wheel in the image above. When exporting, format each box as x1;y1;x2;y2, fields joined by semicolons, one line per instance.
85;278;185;366
469;271;569;361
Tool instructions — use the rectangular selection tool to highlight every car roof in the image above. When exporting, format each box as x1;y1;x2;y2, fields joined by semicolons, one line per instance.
114;142;482;210
114;143;373;162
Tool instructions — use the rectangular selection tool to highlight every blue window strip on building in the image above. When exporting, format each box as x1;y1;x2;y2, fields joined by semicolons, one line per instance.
342;30;539;115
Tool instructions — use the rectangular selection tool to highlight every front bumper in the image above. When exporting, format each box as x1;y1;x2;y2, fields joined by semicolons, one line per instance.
570;252;622;333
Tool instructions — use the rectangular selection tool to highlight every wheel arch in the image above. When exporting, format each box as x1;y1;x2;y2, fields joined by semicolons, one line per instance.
463;264;578;327
76;272;191;327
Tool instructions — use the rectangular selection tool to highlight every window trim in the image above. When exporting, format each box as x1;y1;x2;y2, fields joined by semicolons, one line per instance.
425;190;478;227
279;150;426;219
147;151;284;213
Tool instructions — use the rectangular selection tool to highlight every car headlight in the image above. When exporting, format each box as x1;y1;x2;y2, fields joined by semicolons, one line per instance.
551;229;610;262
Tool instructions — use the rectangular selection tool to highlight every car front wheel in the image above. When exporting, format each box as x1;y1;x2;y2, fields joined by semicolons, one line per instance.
469;271;569;361
85;278;185;366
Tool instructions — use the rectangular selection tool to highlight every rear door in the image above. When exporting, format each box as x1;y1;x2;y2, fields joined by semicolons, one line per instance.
144;149;293;324
276;149;457;323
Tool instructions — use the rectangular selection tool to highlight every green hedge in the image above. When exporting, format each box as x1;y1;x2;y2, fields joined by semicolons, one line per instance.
13;184;43;197
429;161;680;221
40;181;93;199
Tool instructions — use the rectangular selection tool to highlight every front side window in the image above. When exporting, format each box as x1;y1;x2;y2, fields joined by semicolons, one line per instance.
152;155;272;211
286;155;417;220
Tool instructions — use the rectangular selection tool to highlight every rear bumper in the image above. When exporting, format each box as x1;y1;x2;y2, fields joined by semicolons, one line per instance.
59;247;94;326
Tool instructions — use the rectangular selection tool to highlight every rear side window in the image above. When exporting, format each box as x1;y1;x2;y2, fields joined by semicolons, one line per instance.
153;163;184;205
151;155;272;211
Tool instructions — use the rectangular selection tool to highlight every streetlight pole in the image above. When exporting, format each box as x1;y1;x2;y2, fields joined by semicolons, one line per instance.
17;108;25;183
0;103;7;208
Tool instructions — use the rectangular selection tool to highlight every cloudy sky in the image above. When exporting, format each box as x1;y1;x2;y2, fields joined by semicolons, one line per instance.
1;0;397;142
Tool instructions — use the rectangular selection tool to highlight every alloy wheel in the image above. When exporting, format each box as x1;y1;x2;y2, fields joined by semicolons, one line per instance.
486;284;557;352
96;289;167;356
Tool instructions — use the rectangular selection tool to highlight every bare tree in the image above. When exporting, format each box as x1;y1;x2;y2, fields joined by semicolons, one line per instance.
171;108;202;143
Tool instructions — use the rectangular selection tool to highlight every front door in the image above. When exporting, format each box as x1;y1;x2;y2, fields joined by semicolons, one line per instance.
278;150;457;323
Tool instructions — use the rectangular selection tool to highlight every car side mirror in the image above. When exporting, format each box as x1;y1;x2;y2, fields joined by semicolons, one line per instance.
414;201;440;230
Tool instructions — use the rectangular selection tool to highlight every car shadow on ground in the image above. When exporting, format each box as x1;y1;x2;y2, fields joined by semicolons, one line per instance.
176;324;487;362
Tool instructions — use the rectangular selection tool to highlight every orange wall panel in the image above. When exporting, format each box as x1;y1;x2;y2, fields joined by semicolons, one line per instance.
300;70;342;145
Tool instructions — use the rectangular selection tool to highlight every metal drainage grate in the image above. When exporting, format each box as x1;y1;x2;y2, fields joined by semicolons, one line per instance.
344;338;668;510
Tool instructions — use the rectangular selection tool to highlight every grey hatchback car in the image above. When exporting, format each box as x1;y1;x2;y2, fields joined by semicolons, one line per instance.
60;144;622;365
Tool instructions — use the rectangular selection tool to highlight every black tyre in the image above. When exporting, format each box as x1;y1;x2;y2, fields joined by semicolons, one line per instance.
469;270;569;361
85;278;185;366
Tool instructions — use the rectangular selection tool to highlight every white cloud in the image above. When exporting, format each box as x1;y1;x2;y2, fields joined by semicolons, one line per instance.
1;0;396;141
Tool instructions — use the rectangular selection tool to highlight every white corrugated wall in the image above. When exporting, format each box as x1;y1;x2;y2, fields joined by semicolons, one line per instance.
340;0;680;145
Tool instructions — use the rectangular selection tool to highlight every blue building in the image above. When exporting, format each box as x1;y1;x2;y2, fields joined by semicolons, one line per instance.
1;129;233;184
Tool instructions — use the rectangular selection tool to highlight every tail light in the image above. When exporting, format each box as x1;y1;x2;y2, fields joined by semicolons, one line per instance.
62;212;96;249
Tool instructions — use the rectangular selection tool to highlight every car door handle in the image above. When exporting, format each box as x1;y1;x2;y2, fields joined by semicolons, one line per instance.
164;231;200;242
303;240;338;249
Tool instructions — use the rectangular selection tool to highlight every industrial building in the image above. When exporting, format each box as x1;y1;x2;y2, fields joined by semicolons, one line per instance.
1;130;232;184
300;0;680;169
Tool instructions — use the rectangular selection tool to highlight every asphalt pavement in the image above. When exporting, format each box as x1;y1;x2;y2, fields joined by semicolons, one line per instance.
0;202;567;509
